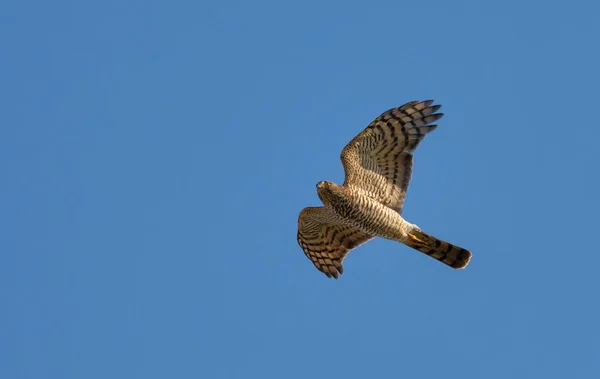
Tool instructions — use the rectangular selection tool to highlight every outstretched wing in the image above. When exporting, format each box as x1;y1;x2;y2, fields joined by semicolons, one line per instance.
297;207;373;279
340;100;443;212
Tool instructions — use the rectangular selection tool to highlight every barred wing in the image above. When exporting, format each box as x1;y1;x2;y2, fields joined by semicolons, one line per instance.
297;207;373;279
341;100;443;212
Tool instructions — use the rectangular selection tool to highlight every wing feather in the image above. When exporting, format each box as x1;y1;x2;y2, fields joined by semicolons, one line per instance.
340;100;443;212
297;207;373;279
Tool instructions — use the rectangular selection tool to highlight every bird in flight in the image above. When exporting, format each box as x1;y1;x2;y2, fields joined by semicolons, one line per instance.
297;100;472;279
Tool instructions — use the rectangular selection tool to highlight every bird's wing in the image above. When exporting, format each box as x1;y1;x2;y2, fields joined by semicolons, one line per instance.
297;206;373;279
340;100;442;212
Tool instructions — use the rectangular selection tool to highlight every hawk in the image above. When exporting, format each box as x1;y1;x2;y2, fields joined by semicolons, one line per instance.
297;100;472;278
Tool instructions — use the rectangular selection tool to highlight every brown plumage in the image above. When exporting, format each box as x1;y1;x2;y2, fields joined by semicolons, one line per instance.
297;100;472;279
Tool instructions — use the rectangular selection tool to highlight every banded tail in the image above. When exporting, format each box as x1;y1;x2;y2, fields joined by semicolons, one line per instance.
406;229;472;269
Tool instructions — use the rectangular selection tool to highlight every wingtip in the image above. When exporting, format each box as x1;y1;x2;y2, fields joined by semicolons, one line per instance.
323;265;343;279
423;99;443;109
430;104;442;113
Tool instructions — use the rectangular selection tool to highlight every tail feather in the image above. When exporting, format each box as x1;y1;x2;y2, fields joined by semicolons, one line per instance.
406;229;472;269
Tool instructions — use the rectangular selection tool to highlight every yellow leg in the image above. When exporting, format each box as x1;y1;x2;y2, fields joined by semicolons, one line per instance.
407;230;430;248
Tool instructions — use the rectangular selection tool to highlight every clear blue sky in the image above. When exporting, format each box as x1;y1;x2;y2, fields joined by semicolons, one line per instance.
2;1;599;378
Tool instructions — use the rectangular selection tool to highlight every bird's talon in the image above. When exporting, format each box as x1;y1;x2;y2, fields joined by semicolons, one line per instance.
408;232;428;247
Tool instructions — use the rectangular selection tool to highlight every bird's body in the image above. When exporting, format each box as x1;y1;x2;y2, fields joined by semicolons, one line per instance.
316;182;412;241
297;100;472;279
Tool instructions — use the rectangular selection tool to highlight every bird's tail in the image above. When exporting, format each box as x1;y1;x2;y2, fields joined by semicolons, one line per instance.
405;228;472;269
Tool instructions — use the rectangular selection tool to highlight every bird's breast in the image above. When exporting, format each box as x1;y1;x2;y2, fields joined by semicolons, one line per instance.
331;189;407;241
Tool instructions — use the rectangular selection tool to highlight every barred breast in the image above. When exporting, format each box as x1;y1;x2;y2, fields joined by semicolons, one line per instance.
331;187;410;242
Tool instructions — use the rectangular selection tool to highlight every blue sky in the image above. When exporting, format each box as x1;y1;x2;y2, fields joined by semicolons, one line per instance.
2;0;599;378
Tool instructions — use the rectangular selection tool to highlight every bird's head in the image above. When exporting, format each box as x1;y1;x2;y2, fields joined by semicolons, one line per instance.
316;181;342;206
316;181;333;189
